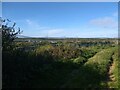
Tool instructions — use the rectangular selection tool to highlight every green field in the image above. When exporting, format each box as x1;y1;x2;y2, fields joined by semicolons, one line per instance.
2;38;119;88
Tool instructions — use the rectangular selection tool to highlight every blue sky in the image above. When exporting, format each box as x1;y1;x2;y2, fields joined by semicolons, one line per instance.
2;2;118;38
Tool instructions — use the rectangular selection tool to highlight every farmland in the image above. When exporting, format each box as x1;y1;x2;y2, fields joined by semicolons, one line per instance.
2;38;119;88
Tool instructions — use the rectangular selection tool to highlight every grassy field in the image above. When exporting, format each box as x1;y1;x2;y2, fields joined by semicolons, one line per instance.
60;47;118;88
2;38;119;88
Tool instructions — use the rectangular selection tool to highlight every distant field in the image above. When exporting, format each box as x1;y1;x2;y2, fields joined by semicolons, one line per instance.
3;38;119;88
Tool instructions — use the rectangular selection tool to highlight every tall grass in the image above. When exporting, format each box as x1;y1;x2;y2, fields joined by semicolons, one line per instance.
62;47;116;88
107;48;118;88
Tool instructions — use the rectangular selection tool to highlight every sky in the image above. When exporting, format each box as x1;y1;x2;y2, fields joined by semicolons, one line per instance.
2;2;118;38
2;0;120;2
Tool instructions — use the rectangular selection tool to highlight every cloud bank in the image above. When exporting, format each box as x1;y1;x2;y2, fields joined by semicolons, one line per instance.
90;17;117;28
20;11;118;38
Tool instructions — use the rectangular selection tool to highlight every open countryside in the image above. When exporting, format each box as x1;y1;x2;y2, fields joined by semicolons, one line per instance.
2;2;119;89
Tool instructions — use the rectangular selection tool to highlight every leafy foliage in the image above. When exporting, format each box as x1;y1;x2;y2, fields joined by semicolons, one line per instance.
1;18;22;51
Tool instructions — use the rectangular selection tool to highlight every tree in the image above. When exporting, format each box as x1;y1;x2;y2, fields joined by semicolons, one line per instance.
0;17;22;51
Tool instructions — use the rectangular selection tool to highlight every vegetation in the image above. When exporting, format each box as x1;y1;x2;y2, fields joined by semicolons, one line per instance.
1;18;21;52
61;47;117;88
107;47;118;88
2;18;119;88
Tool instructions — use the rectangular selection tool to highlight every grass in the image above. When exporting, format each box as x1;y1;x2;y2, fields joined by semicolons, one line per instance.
62;47;116;88
3;42;118;88
106;47;118;88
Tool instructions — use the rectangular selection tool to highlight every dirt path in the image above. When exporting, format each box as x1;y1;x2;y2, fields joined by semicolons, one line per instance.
106;47;118;88
108;58;115;82
104;53;116;88
106;53;117;89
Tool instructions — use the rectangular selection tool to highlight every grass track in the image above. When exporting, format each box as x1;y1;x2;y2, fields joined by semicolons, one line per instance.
61;47;117;88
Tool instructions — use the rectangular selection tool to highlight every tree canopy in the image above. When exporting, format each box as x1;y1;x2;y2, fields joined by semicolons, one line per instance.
1;17;22;51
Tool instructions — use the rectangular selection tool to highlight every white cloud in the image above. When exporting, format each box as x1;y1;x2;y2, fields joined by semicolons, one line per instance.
18;17;118;38
26;19;32;25
90;17;117;29
22;19;65;37
75;28;118;38
48;29;64;35
25;19;49;30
